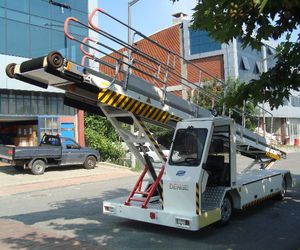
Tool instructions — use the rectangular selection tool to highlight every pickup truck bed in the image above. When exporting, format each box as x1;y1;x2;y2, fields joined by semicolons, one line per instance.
0;145;61;161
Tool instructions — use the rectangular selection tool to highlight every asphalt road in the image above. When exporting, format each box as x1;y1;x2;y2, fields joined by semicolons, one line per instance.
0;153;299;250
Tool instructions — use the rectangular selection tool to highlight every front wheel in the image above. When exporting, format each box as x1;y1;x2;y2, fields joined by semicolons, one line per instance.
220;195;233;225
84;156;96;169
31;160;46;175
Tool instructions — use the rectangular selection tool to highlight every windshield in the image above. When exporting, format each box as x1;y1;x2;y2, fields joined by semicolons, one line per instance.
169;128;207;166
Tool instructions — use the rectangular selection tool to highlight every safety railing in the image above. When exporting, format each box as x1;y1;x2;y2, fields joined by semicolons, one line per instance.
63;7;273;136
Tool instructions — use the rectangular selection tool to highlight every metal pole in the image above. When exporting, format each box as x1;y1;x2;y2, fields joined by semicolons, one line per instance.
128;0;140;168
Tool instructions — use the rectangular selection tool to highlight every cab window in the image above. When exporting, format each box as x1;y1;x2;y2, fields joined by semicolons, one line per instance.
169;128;207;166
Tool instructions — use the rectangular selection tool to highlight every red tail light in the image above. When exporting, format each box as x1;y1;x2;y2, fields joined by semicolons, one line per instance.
7;149;13;155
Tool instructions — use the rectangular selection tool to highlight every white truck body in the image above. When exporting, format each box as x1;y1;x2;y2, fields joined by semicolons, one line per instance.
103;117;292;231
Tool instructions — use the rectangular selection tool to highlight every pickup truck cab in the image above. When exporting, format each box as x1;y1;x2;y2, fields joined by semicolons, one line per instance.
0;134;100;175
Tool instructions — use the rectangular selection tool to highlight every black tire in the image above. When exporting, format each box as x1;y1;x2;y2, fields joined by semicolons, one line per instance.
13;165;23;171
31;160;46;175
220;195;233;225
47;51;63;68
276;177;287;200
6;63;16;78
84;156;96;169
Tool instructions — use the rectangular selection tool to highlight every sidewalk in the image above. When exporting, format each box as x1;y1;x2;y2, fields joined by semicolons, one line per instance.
0;219;100;250
0;163;137;197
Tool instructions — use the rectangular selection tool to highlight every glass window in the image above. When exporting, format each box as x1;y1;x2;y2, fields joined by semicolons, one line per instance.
9;94;16;114
45;96;50;114
50;20;64;32
1;94;8;114
0;7;4;17
32;96;38;115
0;18;5;53
71;9;87;23
71;0;87;11
62;138;79;148
51;29;66;55
51;96;58;115
50;4;70;22
31;16;49;27
189;28;221;55
46;117;52;128
7;20;30;57
38;96;45;114
169;128;207;166
240;56;250;70
7;0;29;13
58;96;64;115
0;0;5;7
41;134;61;146
30;26;51;57
30;0;50;18
16;96;24;114
7;10;29;23
24;95;31;114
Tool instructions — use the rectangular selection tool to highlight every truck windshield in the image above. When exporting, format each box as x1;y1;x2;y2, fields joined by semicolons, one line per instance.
169;128;207;167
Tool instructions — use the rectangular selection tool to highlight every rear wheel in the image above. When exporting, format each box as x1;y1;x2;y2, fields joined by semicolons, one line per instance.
31;160;46;175
84;156;96;169
276;177;287;200
220;195;233;225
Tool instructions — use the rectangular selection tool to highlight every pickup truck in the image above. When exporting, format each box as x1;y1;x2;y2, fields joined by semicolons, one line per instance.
0;134;100;175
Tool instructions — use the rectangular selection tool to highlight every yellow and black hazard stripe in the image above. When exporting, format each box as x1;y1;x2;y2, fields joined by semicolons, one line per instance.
265;151;281;161
98;89;182;124
242;192;280;209
196;183;200;215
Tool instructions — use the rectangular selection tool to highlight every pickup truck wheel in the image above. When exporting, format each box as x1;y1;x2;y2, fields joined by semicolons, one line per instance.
84;156;96;169
31;160;46;175
220;195;233;225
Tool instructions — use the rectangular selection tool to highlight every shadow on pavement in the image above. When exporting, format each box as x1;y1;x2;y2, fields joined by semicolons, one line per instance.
0;164;91;176
1;175;300;249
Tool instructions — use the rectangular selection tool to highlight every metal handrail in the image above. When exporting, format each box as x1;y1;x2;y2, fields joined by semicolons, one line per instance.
64;7;271;134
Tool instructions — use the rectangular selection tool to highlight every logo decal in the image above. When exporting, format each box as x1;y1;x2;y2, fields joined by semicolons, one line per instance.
176;170;186;176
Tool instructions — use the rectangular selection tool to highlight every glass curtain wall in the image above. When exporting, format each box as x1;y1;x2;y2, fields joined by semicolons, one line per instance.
0;0;88;63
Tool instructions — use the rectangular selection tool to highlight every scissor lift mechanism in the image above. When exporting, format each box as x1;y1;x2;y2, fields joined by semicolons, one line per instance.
5;6;289;226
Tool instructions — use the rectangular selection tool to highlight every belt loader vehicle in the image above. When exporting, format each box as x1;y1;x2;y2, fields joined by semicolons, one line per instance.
5;6;293;231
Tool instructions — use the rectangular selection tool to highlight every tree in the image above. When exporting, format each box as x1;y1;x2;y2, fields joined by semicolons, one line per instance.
172;0;300;109
84;113;125;163
191;78;258;130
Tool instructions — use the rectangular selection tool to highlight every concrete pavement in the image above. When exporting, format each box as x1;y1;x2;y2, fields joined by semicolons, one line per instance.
0;162;137;197
0;153;299;249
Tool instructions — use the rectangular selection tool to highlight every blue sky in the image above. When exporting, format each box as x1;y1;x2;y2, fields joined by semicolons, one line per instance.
98;0;298;48
98;0;197;44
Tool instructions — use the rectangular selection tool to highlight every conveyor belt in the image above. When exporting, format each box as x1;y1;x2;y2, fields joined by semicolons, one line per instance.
6;52;285;161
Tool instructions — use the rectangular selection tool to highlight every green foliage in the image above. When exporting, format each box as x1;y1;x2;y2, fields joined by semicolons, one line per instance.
146;123;174;149
84;113;125;162
192;78;258;130
171;0;300;109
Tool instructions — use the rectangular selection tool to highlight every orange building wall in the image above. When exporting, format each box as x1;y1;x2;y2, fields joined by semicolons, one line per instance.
187;55;224;84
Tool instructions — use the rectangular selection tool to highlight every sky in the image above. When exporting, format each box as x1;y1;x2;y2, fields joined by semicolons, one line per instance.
97;0;197;46
97;0;298;49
